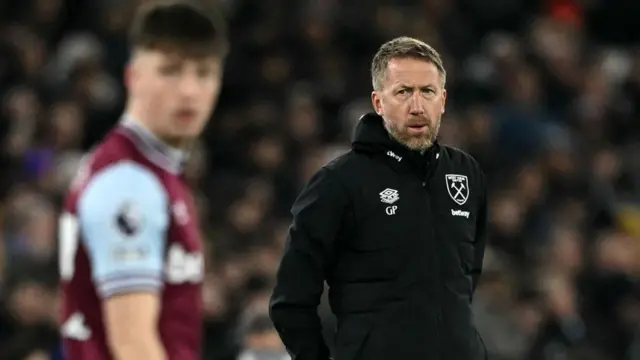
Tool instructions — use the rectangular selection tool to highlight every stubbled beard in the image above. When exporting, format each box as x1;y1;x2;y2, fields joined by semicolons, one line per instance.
384;116;441;151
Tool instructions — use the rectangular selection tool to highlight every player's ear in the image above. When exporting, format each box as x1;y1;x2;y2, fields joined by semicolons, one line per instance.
371;91;384;116
124;52;142;92
124;62;133;90
441;88;447;114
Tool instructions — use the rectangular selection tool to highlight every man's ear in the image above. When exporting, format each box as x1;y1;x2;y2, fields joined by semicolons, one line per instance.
124;61;134;91
371;91;383;116
441;88;447;114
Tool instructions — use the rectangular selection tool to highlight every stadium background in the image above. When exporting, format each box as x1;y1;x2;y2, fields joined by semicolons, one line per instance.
0;0;639;359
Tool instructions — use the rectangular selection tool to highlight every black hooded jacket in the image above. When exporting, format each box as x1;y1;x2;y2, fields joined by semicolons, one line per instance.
270;113;488;360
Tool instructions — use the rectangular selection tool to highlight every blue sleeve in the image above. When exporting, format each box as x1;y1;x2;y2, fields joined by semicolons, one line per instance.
77;161;169;298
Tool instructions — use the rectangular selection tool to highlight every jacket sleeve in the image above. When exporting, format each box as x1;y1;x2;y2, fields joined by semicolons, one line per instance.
269;167;348;360
471;171;488;296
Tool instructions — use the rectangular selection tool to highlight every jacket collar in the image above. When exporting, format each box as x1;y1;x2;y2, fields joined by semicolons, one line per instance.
351;113;440;178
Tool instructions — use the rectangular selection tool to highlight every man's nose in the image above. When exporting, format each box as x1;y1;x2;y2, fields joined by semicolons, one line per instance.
179;75;200;97
409;93;424;115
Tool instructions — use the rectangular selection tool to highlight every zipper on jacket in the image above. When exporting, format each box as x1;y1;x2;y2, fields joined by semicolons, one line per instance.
422;181;442;360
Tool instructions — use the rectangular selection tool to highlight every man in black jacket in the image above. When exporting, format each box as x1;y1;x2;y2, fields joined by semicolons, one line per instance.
269;36;488;360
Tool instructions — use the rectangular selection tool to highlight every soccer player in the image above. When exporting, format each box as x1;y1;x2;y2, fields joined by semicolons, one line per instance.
58;2;227;359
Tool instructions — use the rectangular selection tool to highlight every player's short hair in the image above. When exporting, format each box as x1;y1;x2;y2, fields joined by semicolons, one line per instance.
371;36;446;90
129;0;228;58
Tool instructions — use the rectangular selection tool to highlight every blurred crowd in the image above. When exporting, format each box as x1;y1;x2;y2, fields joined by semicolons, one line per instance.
0;0;639;359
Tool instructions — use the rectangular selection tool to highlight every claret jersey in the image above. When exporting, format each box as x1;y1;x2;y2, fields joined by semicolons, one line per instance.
59;118;204;360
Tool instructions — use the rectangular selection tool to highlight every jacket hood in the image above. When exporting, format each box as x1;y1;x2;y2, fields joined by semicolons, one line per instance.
351;112;440;175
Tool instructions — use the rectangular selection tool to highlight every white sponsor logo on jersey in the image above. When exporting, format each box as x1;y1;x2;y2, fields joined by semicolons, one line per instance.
164;243;203;284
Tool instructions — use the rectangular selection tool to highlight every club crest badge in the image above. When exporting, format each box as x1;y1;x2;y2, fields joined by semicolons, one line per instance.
445;174;469;205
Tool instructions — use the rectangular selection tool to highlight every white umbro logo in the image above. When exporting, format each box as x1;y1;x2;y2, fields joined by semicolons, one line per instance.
379;188;399;204
172;201;189;225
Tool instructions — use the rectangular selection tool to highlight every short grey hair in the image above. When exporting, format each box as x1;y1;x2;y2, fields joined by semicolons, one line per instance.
371;36;446;90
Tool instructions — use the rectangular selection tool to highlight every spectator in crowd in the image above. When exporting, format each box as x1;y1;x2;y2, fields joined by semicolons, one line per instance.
237;311;289;360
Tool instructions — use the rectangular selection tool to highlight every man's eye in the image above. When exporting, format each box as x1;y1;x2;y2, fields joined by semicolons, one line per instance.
198;68;213;77
160;66;181;75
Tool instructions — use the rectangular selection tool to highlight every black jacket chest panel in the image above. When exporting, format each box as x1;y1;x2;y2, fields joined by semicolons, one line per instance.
350;158;427;251
428;152;483;280
429;156;480;244
342;150;481;251
329;113;486;287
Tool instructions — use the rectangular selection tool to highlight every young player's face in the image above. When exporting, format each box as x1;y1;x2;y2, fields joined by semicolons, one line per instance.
129;50;223;142
372;58;446;151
